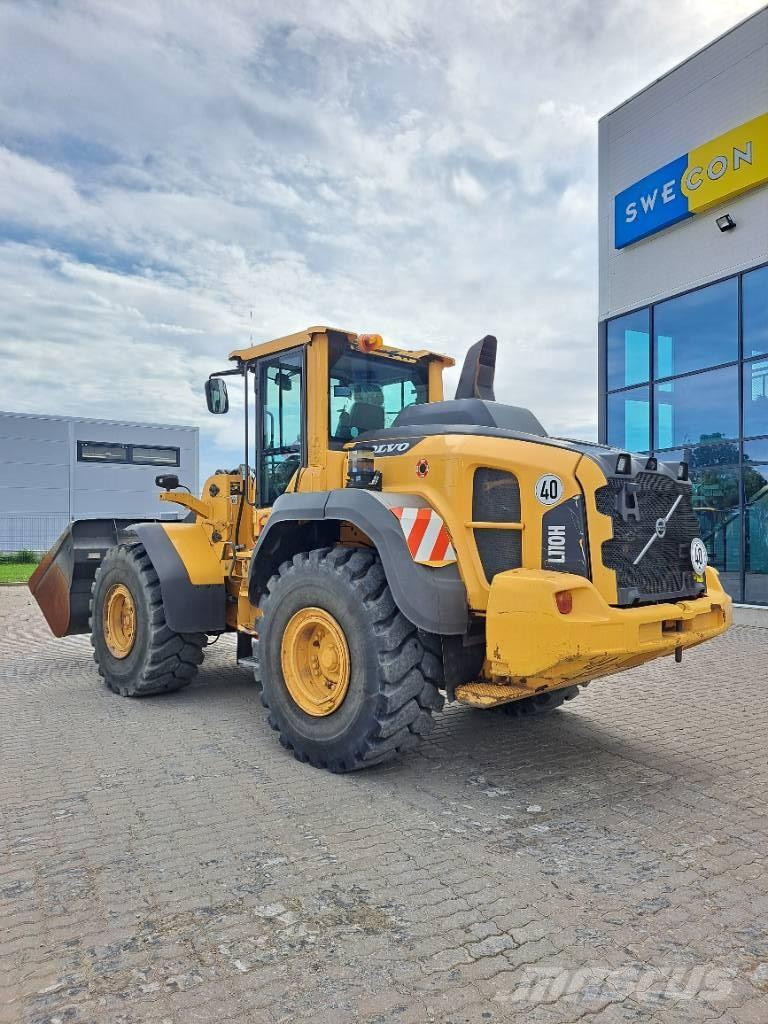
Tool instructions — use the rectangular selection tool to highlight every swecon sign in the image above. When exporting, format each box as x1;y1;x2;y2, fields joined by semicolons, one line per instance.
614;112;768;249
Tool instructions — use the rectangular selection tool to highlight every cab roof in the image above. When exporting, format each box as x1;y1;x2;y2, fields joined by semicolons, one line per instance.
229;325;454;367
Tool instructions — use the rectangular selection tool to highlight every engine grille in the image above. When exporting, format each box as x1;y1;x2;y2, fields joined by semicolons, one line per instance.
473;469;522;582
596;471;704;605
473;468;521;522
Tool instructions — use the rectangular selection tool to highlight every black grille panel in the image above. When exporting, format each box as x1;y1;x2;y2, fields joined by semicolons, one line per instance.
596;471;704;605
475;529;522;582
473;469;521;522
473;469;522;581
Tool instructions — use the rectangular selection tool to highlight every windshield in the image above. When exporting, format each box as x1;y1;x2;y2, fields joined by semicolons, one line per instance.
329;349;428;444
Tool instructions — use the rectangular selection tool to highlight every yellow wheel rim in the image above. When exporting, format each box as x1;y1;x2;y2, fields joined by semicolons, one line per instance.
104;583;137;659
280;607;351;717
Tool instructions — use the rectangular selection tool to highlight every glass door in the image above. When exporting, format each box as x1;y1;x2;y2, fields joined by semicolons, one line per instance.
256;349;305;506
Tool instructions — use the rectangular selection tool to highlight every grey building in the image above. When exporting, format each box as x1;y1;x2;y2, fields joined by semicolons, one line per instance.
598;7;768;605
0;411;198;553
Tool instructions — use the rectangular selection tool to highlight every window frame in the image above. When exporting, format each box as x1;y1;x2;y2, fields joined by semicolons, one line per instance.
606;384;651;453
327;348;430;449
652;363;740;452
606;307;650;391
76;440;181;467
743;263;768;360
254;345;307;508
652;275;739;380
129;443;181;467
77;440;129;464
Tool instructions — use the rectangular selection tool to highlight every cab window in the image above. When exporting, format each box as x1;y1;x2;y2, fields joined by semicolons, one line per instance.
329;349;428;444
259;350;304;505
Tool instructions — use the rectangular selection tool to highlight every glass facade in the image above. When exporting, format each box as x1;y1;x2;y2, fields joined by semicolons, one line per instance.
606;308;650;390
602;262;768;605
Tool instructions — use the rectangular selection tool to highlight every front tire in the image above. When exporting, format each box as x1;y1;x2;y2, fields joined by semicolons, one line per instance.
90;541;206;696
259;547;443;772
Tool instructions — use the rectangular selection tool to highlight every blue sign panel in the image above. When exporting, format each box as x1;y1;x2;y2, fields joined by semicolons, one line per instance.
614;154;691;248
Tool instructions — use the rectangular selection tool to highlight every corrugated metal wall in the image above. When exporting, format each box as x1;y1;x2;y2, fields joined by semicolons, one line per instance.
0;411;199;552
598;8;768;320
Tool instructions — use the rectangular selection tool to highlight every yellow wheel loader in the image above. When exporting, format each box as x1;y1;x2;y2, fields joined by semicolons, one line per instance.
30;327;732;771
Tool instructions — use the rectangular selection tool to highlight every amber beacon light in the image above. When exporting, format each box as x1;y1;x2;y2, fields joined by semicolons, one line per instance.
358;333;383;352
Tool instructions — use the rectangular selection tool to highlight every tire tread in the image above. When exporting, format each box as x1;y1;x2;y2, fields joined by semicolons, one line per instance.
259;546;444;771
89;541;206;696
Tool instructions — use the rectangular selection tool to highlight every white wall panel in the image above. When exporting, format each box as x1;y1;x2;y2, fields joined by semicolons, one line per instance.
599;8;768;319
0;410;198;550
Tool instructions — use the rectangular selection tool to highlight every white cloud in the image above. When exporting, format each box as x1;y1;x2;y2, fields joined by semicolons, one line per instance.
0;0;763;481
451;168;487;205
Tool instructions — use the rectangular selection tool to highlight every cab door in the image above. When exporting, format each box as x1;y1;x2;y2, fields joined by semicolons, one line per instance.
255;347;306;507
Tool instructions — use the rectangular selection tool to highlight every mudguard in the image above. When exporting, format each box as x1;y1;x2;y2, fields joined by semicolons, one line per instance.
29;519;226;638
131;522;226;634
248;489;469;635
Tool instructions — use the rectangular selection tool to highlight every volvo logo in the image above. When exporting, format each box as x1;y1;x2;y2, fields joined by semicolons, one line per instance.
369;441;413;456
633;493;683;566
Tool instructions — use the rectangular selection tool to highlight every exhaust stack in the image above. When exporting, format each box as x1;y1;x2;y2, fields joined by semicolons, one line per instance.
455;335;497;401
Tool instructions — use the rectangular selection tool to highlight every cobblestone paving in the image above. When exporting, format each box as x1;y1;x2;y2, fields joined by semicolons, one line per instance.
1;586;766;1023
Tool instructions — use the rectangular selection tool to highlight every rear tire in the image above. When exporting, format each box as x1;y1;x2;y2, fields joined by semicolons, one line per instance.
90;541;206;696
258;546;443;772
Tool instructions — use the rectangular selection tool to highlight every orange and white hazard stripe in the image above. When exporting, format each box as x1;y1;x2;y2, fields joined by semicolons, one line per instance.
390;507;456;564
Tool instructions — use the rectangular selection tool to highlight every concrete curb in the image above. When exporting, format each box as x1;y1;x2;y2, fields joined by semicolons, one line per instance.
733;604;768;627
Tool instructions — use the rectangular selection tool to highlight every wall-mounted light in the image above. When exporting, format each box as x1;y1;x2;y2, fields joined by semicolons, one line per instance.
715;213;735;232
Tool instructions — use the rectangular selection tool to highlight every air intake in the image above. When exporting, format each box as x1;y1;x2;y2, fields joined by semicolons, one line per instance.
455;335;497;401
472;468;522;582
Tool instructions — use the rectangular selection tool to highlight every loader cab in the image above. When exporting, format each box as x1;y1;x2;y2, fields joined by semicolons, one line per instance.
209;326;452;508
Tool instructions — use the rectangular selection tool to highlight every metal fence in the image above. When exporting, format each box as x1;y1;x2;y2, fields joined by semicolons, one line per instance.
0;514;70;554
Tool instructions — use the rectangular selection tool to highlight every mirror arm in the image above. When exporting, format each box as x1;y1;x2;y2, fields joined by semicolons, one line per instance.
208;365;243;379
159;492;212;519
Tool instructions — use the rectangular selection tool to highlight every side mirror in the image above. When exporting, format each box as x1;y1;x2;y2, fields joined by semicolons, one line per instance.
205;377;229;414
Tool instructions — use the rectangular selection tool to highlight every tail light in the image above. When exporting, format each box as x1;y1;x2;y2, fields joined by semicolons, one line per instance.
555;590;573;615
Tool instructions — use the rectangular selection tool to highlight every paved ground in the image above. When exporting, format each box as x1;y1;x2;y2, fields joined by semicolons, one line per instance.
1;586;766;1024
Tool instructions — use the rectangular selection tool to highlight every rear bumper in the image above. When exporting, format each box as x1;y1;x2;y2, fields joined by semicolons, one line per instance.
485;566;732;687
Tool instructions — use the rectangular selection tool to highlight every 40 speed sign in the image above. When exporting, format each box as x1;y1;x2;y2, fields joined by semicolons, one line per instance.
535;474;563;506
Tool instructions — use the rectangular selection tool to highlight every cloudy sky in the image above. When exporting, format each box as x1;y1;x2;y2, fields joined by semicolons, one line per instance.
0;0;763;481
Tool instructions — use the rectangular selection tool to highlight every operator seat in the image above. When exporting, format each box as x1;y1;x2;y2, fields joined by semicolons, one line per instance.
345;384;385;438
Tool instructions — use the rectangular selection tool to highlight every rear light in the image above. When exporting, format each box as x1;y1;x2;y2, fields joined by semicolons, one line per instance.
616;453;631;474
677;461;689;481
555;590;573;615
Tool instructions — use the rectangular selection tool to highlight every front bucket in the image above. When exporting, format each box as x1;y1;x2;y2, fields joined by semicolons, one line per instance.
28;528;77;637
28;519;153;637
